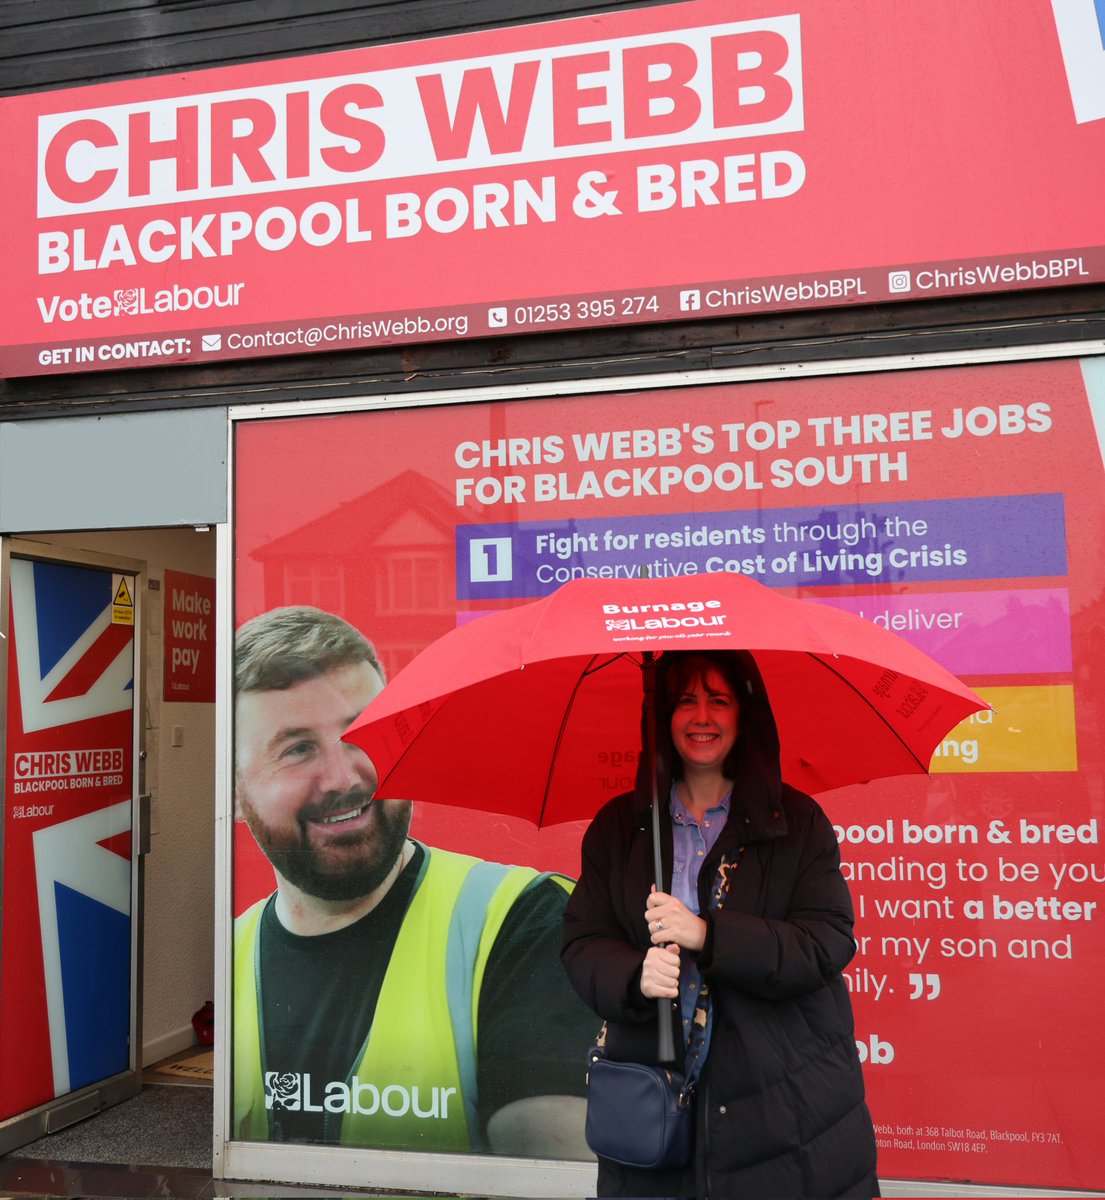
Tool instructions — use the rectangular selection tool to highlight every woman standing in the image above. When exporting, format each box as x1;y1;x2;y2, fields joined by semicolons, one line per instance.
561;650;879;1198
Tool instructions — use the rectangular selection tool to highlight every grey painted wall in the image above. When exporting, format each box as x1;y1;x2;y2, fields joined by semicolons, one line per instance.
0;407;228;532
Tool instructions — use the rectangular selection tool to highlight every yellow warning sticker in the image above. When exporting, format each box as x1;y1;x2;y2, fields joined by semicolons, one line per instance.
112;574;135;625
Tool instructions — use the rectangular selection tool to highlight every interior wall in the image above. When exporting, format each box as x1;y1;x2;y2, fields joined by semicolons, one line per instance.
23;526;218;1065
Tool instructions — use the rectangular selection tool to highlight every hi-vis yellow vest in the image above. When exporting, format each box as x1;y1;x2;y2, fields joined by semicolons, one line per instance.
233;844;570;1152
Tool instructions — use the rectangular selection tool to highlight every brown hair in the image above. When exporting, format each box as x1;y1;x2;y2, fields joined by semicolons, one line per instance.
656;650;764;782
235;606;384;695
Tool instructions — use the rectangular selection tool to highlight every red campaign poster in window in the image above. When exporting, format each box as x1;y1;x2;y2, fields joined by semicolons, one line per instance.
163;569;216;702
1;561;135;1121
231;355;1105;1186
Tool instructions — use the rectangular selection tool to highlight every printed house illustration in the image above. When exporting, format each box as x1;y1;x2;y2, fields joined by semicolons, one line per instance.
250;469;461;680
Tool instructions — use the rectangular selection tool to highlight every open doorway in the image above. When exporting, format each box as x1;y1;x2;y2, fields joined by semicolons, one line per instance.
0;526;217;1173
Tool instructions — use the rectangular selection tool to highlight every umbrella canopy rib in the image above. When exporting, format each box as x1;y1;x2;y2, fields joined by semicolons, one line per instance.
803;651;932;777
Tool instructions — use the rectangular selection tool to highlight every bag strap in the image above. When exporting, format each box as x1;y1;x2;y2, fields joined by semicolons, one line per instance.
590;843;746;1096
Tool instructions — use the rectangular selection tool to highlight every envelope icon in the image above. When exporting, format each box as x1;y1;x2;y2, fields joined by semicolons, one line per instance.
201;333;222;352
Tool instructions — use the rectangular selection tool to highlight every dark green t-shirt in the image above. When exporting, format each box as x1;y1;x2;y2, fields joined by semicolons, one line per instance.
257;842;595;1144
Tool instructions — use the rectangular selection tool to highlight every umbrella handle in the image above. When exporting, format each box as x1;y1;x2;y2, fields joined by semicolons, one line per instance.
644;653;677;1065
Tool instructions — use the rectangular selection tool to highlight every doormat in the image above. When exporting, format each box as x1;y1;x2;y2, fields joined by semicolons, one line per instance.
13;1084;213;1170
147;1048;214;1084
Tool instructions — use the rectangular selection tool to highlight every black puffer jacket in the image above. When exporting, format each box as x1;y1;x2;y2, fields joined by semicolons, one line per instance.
561;657;879;1199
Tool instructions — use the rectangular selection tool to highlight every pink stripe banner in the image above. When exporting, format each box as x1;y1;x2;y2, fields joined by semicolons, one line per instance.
814;587;1072;676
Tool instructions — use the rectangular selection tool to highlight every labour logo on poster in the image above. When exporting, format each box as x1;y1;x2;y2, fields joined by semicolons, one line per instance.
113;289;140;315
1051;0;1105;122
265;1071;303;1111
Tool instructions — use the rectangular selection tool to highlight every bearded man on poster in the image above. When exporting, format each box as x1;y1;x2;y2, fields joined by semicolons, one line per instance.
231;606;593;1158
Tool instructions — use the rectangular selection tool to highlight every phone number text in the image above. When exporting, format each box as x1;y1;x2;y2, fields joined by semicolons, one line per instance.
509;296;660;325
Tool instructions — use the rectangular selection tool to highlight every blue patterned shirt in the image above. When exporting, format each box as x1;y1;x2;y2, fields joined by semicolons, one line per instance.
669;783;731;1048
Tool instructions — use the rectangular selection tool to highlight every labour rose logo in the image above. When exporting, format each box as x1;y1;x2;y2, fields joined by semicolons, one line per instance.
605;618;632;631
114;289;139;315
264;1071;302;1110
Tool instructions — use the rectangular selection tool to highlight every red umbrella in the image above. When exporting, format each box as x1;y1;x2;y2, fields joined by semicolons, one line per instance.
347;572;988;1062
345;572;988;823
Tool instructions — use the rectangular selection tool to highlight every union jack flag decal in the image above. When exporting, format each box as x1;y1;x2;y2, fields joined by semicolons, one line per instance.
1;557;135;1113
9;558;134;735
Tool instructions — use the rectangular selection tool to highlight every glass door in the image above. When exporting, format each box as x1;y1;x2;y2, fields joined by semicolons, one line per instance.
0;546;143;1150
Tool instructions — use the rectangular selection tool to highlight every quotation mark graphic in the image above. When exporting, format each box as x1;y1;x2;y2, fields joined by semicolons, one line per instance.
908;973;941;1000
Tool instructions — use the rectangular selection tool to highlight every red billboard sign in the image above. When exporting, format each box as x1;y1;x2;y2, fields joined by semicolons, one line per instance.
3;0;1104;376
232;354;1105;1187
